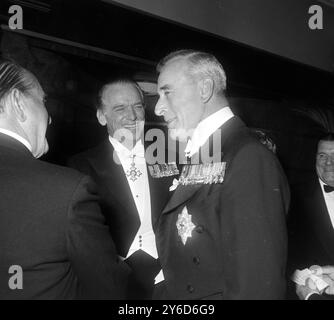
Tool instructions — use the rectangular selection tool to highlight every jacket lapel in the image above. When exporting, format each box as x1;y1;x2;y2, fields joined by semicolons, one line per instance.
92;141;139;219
144;136;181;225
161;116;246;215
88;141;140;256
306;178;334;261
162;183;202;214
147;168;175;227
91;140;180;249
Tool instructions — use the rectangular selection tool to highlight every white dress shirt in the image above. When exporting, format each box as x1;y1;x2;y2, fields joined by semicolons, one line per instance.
185;106;234;157
319;179;334;229
0;128;32;153
108;136;159;260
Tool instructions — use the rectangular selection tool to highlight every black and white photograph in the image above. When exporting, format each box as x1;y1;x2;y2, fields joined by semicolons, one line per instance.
0;0;333;304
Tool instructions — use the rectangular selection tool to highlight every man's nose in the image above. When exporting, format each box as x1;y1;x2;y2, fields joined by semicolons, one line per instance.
326;157;334;165
127;106;137;121
155;98;165;116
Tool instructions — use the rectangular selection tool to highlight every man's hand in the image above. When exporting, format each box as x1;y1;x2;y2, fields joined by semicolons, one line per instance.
320;266;334;295
295;265;334;299
296;278;320;300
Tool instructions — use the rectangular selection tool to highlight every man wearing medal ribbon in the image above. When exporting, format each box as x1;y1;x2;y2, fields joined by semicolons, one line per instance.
69;78;177;299
154;50;290;299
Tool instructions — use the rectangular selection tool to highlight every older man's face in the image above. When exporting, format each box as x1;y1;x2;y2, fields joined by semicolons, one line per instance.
155;59;204;141
23;83;49;158
98;83;145;145
316;140;334;186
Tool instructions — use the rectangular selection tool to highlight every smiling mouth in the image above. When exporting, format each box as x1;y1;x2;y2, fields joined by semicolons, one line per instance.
124;123;138;128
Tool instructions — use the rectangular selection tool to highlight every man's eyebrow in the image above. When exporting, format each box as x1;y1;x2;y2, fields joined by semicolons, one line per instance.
111;104;126;109
159;85;170;91
111;102;143;109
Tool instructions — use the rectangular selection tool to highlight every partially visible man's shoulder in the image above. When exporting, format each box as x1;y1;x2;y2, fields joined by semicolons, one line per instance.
227;126;271;157
35;158;86;186
69;141;108;165
291;173;317;196
14;158;94;207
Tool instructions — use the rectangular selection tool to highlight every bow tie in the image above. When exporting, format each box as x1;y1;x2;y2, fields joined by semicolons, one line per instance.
324;185;334;193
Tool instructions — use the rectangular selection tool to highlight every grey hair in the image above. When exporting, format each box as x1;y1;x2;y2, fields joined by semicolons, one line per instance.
156;49;227;94
96;78;144;110
0;59;38;108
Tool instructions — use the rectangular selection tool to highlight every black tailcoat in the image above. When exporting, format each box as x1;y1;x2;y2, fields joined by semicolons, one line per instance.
69;139;176;299
0;133;129;299
155;117;290;300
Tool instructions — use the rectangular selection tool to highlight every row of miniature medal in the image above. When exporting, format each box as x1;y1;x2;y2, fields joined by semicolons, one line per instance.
126;151;227;187
148;161;226;191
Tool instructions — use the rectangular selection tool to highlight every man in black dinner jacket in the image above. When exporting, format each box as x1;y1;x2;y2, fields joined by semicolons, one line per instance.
289;134;334;300
69;78;177;299
0;60;129;300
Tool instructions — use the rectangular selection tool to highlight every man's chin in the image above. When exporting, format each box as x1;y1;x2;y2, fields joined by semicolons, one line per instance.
323;178;334;186
321;171;334;185
113;126;144;142
44;142;49;155
168;128;190;142
33;142;49;159
130;128;144;143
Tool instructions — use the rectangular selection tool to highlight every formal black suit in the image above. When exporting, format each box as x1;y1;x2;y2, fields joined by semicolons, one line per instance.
0;133;129;300
154;116;290;300
69;139;176;299
287;174;334;299
289;174;334;268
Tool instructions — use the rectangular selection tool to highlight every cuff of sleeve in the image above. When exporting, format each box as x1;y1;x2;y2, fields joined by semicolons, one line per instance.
154;269;165;284
305;292;320;300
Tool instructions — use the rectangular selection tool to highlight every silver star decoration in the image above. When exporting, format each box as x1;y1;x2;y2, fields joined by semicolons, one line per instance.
176;206;196;245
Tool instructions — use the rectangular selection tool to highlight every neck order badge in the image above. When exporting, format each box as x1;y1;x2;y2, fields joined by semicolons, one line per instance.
126;155;142;182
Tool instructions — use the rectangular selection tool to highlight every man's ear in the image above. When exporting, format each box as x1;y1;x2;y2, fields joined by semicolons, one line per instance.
199;78;214;103
96;109;107;126
10;89;27;122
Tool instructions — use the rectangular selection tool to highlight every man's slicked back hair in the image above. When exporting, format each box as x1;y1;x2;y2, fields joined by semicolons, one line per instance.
0;59;37;106
96;77;144;110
